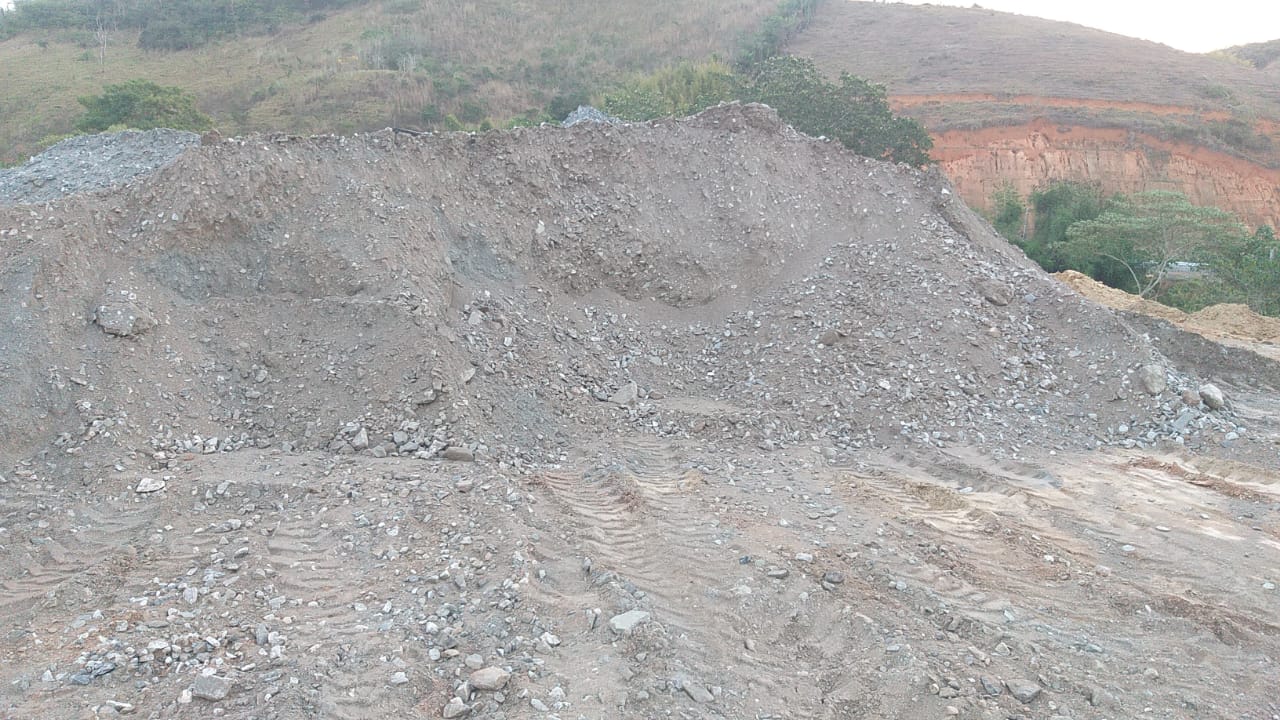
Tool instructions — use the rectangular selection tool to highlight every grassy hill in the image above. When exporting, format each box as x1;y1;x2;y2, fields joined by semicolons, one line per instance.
0;0;780;164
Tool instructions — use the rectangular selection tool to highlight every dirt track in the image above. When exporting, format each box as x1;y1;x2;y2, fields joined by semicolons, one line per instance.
1;105;1278;720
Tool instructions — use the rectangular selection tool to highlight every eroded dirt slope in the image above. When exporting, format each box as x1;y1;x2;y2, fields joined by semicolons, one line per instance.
1;106;1278;720
788;2;1280;227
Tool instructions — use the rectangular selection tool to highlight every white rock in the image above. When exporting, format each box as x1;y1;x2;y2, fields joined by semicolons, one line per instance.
608;609;651;634
1198;383;1226;410
468;666;510;691
135;477;166;493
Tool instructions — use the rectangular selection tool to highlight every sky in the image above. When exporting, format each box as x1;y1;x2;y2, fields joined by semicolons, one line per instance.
0;1;1275;53
897;0;1279;53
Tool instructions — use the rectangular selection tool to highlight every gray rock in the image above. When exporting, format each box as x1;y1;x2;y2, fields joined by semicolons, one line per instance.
681;679;715;703
442;446;475;462
609;609;651;634
468;666;510;691
609;381;639;406
0;129;200;206
191;674;232;701
1007;679;1041;704
561;105;622;127
1198;383;1225;410
1181;388;1201;406
530;698;549;712
442;697;471;718
1136;365;1166;395
135;477;166;494
976;279;1012;306
351;428;369;450
95;299;156;337
979;676;1003;696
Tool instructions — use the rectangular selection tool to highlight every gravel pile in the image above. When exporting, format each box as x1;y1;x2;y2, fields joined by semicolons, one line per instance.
2;103;1279;720
561;105;622;127
0;103;1260;467
0;129;200;206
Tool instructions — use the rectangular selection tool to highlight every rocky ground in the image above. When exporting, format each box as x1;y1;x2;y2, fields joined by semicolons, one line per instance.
1;105;1278;720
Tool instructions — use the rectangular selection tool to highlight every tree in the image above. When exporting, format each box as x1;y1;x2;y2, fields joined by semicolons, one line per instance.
743;56;932;166
1207;224;1280;315
76;78;213;132
989;183;1025;240
1062;190;1248;299
1009;180;1108;272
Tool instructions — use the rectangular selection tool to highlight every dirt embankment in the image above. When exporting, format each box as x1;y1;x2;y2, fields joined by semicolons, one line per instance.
891;93;1237;122
923;119;1280;230
2;106;1278;720
1056;269;1280;360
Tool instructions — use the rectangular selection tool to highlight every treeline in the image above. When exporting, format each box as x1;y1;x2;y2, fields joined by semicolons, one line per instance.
991;181;1280;316
0;0;360;49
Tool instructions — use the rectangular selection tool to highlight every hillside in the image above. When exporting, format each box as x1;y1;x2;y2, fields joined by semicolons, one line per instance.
788;2;1280;229
2;104;1280;720
0;0;779;164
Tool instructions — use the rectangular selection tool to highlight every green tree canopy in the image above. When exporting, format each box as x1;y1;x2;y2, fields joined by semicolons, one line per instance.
76;79;213;133
1206;224;1280;316
1062;190;1249;299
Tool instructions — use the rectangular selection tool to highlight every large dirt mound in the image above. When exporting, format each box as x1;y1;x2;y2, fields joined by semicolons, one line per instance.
3;105;1278;720
0;105;1246;469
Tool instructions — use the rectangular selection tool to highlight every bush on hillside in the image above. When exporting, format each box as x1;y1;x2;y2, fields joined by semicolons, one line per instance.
745;56;933;166
77;79;213;133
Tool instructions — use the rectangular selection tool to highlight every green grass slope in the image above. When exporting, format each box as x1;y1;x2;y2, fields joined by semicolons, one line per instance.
0;0;779;164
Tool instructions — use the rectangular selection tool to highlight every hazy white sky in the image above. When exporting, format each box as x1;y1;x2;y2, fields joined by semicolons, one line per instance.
899;0;1279;53
0;0;1275;53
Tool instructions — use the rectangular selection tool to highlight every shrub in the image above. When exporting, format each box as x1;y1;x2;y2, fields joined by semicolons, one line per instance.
76;79;213;133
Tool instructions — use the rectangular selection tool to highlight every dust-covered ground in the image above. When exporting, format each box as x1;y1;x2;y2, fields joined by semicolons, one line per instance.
1;105;1277;720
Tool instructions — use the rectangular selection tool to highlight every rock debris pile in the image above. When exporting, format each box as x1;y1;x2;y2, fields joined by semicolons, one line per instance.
0;104;1248;468
0;129;200;206
1;103;1277;720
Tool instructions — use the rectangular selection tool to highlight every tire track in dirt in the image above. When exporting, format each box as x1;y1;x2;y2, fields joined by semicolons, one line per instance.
0;494;166;619
524;437;771;692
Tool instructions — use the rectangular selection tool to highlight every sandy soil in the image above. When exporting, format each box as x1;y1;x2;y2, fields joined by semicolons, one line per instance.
1;105;1277;720
1057;269;1280;363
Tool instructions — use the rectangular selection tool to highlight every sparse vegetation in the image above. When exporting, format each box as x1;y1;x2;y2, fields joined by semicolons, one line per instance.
0;0;359;49
989;183;1025;240
1221;38;1280;70
601;60;739;121
733;0;824;70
